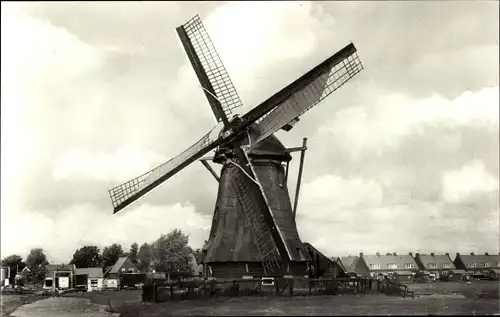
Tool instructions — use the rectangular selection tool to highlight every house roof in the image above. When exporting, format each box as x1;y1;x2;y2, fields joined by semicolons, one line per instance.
104;266;113;275
74;268;103;278
108;256;133;274
417;254;456;269
362;254;418;270
458;254;500;268
339;256;359;273
45;264;76;274
303;243;334;263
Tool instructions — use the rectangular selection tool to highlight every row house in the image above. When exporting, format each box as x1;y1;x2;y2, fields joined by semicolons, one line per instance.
361;252;419;281
454;252;500;279
413;253;463;279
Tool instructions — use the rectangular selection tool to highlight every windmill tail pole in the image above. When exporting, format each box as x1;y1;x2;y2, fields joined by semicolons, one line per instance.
292;137;308;221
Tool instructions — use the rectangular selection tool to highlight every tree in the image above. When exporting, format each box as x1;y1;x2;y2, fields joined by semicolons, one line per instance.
153;229;193;273
26;248;49;284
1;254;26;281
137;243;152;272
129;243;138;264
70;246;102;268
102;243;124;268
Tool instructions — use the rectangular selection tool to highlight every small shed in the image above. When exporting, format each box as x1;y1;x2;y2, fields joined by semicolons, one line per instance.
74;268;104;292
303;243;347;279
44;264;75;290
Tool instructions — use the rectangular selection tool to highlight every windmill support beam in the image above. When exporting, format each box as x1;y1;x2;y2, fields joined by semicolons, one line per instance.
292;138;308;221
200;160;220;182
285;146;308;153
285;161;290;184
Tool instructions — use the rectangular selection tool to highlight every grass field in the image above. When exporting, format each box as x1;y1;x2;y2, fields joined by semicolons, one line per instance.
407;280;499;298
0;294;43;317
65;281;500;316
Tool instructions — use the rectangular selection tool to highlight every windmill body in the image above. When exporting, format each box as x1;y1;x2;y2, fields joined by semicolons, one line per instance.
108;15;363;279
205;124;309;278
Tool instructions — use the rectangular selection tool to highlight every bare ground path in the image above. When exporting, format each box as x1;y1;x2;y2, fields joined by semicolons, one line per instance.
8;297;119;317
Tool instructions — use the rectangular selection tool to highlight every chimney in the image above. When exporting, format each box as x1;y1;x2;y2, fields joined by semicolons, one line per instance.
416;253;420;258
359;252;364;258
470;252;474;256
485;252;489;256
456;252;460;257
431;252;435;256
376;252;380;257
445;253;449;256
393;252;397;256
409;252;413;257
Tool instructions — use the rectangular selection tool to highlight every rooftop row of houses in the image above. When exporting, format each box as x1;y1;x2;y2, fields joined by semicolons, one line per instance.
333;252;500;280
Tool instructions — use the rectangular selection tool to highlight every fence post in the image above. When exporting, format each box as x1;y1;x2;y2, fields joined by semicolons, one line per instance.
289;279;294;297
308;278;312;296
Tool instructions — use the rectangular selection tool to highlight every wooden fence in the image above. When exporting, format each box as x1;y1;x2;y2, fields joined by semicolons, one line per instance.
142;276;414;302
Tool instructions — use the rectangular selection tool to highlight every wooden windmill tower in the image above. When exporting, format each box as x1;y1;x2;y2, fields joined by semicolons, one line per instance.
109;15;363;279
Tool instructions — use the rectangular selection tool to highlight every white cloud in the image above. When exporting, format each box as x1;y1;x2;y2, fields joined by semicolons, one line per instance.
442;160;499;203
1;6;103;205
52;146;167;182
318;86;499;159
1;202;211;263
297;174;383;222
295;173;498;256
1;5;102;88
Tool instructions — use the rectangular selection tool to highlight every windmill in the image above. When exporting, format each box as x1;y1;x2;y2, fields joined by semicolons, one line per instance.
109;15;363;279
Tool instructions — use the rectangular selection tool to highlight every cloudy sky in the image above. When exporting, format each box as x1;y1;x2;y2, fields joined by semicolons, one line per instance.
1;1;499;263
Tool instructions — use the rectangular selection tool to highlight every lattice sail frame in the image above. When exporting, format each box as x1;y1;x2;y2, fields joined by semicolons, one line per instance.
109;124;223;211
182;15;243;122
254;49;363;143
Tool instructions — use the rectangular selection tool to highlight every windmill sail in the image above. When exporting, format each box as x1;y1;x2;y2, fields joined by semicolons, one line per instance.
241;43;363;143
177;15;243;125
109;125;224;213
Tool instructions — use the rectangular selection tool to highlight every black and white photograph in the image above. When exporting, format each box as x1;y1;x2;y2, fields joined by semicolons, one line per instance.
1;1;499;316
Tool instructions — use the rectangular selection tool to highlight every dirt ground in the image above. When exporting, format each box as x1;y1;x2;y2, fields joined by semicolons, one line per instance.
66;281;500;316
